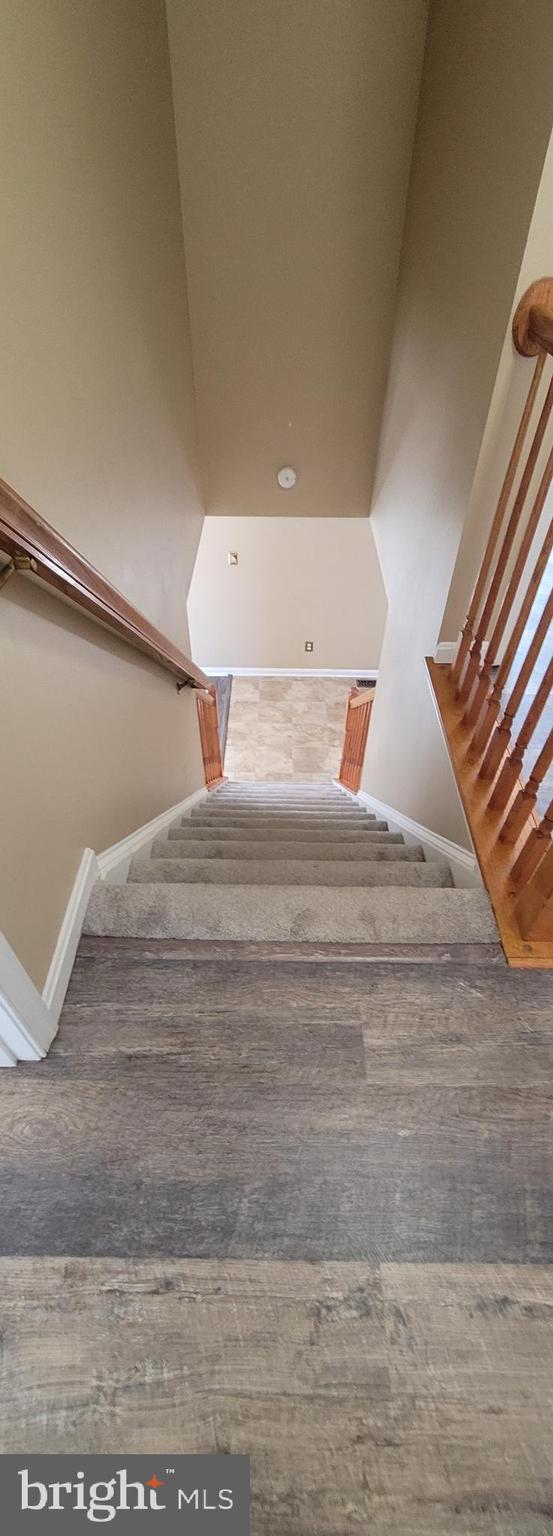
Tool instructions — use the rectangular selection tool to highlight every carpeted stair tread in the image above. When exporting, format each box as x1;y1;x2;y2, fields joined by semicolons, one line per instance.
170;821;390;842
152;835;410;860
188;811;368;823
128;856;449;887
210;799;349;808
84;884;497;943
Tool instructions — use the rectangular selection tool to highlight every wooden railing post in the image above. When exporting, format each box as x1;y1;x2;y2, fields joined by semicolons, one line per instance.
515;844;553;940
488;664;553;814
338;686;374;793
196;685;225;790
511;797;553;885
499;728;553;845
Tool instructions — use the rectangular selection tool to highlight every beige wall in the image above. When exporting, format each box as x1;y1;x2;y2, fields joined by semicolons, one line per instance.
188;516;387;670
167;0;428;520
361;0;553;846
0;0;205;988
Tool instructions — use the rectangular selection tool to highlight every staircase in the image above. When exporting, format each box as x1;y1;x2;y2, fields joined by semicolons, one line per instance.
85;782;497;947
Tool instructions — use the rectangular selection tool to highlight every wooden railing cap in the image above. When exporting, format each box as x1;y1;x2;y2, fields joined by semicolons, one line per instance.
513;277;553;357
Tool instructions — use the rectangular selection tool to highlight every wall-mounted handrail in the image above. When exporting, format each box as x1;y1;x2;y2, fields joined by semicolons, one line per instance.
428;277;553;969
0;477;208;691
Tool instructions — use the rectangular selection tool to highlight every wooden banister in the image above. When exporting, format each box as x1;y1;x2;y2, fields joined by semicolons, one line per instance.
0;478;208;691
451;351;545;689
473;519;553;757
515;843;553;940
196;686;225;790
487;661;553;814
427;277;553;968
512;796;553;885
499;727;553;845
338;686;374;793
459;379;553;711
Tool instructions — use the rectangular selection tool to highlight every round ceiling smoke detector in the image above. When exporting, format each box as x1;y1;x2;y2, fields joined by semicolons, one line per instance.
277;466;297;490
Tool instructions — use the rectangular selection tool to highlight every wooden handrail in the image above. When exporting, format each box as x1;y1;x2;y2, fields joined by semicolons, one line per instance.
0;478;208;691
427;277;553;969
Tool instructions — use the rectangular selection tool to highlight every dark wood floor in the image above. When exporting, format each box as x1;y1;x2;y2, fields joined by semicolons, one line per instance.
1;936;553;1531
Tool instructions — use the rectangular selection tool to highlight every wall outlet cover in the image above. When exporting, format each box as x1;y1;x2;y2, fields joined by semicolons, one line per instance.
304;640;314;652
228;551;238;566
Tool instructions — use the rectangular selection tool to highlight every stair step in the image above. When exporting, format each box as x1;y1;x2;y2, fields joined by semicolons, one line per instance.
199;805;361;817
170;822;390;842
217;781;344;791
84;884;497;944
152;835;409;860
129;856;443;887
190;810;369;825
211;800;352;810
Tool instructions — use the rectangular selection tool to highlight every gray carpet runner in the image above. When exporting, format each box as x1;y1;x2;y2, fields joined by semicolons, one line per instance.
85;781;496;945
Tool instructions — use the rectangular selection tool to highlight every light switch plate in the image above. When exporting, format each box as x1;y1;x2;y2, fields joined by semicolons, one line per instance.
228;551;238;566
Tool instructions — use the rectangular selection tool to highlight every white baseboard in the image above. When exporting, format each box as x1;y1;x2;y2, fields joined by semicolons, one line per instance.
335;782;481;888
42;849;99;1019
202;666;378;679
97;786;208;883
0;784;208;1066
433;640;458;665
0;930;55;1064
433;637;490;667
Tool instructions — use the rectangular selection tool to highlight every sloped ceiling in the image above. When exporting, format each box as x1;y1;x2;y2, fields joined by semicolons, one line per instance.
167;0;428;516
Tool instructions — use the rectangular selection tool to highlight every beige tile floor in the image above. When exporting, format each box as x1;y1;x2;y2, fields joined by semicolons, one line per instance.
224;676;354;782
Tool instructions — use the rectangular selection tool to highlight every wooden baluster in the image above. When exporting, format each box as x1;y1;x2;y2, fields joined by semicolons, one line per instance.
500;727;553;843
452;352;545;688
511;796;553;885
479;583;553;778
464;438;553;729
515;841;553;940
472;518;553;756
458;373;553;707
488;661;553;812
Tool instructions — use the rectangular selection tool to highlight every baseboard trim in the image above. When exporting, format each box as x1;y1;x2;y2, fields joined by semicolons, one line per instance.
433;637;489;667
96;786;208;883
1;783;208;1065
433;641;458;665
42;849;99;1019
0;930;55;1064
201;667;379;680
335;782;480;888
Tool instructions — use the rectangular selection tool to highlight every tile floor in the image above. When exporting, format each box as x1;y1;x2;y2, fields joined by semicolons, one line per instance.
224;676;355;782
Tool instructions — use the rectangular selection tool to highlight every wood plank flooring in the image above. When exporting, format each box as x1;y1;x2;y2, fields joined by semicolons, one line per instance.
1;936;553;1531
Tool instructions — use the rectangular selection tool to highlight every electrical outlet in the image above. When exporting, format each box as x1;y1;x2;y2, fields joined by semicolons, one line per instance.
305;640;314;653
228;551;238;566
